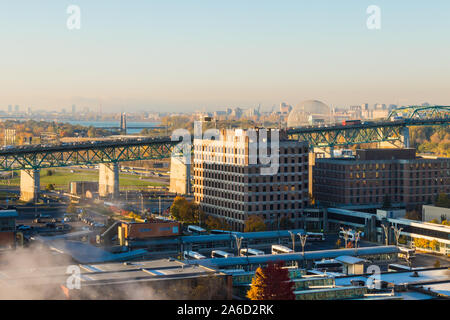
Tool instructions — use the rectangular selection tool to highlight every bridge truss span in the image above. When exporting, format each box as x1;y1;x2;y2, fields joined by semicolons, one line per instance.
0;138;179;171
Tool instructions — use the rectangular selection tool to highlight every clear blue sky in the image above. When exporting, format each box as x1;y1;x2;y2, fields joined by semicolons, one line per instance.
0;0;449;112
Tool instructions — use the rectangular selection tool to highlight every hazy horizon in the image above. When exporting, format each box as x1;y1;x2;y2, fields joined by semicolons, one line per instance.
1;1;450;112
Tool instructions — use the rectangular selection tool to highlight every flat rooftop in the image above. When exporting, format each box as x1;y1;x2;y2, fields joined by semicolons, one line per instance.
0;258;219;289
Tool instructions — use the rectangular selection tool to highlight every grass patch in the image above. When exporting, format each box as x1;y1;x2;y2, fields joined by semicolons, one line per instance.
0;168;167;190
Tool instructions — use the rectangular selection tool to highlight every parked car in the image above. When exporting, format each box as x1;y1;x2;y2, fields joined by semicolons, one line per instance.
17;225;32;231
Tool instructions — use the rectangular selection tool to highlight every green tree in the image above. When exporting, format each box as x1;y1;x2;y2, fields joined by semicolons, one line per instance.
45;183;55;191
382;195;392;209
434;259;441;268
244;215;267;232
435;193;450;208
205;216;231;231
279;216;294;230
405;210;421;221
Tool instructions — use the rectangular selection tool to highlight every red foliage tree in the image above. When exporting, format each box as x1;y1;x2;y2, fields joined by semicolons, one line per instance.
247;261;295;300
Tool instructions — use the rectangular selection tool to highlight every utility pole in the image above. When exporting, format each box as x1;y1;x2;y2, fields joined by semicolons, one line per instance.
159;196;161;216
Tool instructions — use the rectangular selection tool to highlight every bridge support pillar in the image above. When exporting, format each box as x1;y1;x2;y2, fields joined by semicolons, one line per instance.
20;169;40;203
99;163;119;199
169;156;191;194
402;127;410;148
329;146;335;158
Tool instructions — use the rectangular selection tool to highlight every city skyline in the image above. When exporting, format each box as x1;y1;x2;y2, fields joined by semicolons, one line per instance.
1;1;450;112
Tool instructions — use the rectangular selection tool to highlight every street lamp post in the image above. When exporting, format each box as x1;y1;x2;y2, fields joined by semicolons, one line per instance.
391;225;403;247
288;231;296;252
298;233;308;267
234;235;243;257
381;224;390;246
354;231;362;254
340;227;351;248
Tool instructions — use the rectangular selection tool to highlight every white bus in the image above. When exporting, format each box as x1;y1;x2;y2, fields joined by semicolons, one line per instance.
211;250;235;258
240;248;265;256
183;251;207;260
187;225;207;235
398;247;416;260
271;244;294;254
306;232;325;241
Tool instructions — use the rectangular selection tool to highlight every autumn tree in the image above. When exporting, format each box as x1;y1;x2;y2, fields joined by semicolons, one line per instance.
244;215;267;232
247;262;295;300
170;196;188;221
170;196;204;224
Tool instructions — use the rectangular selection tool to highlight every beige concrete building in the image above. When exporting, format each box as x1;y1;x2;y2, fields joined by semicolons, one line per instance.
193;128;309;231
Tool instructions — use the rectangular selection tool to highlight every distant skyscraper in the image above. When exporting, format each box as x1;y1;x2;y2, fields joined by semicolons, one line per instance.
7;105;12;113
120;113;127;133
72;105;76;114
14;105;19;113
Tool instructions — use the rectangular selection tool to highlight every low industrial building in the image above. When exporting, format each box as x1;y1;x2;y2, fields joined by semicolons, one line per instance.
69;181;99;196
422;205;450;223
0;210;17;250
326;207;450;255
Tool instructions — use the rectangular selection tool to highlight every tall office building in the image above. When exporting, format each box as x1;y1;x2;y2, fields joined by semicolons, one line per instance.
193;128;309;231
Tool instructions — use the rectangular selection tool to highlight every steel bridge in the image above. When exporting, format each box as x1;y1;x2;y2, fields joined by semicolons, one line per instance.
0;138;179;171
0;106;449;172
286;117;449;149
